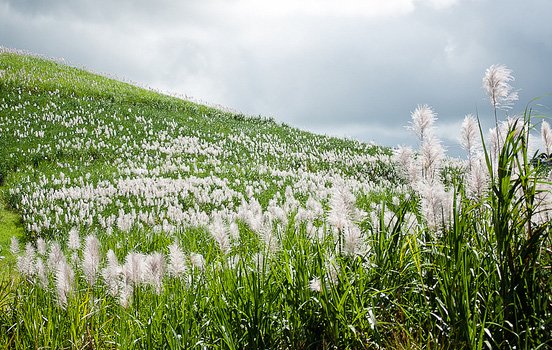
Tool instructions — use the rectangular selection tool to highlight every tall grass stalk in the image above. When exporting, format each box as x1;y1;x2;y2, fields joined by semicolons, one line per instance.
477;109;551;347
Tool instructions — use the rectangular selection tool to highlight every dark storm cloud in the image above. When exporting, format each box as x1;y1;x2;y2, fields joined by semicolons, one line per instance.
1;0;551;151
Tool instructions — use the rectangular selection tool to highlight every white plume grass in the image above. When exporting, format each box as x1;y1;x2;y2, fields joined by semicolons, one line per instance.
209;218;231;254
67;227;81;251
123;252;145;286
47;241;64;272
482;64;518;111
144;252;165;294
167;242;188;278
416;179;454;231
342;224;368;257
82;235;101;286
10;236;20;255
190;253;205;271
420;135;445;181
35;257;49;288
541;120;552;154
460;114;480;169
101;249;121;297
17;242;36;279
309;277;322;292
467;154;489;200
55;254;74;308
409;104;437;143
36;237;47;256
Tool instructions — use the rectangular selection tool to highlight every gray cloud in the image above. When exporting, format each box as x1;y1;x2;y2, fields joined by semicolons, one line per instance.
1;0;551;153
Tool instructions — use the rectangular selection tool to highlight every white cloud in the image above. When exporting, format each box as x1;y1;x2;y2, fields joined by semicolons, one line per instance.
436;120;464;144
210;0;417;19
300;121;413;147
422;0;460;10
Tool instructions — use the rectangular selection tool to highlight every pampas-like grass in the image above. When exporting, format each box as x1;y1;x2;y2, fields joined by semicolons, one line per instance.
55;254;74;308
409;104;437;143
167;242;188;278
461;114;480;169
541;120;552;154
82;235;101;286
482;64;518;112
17;242;36;278
144;252;165;294
101;249;121;297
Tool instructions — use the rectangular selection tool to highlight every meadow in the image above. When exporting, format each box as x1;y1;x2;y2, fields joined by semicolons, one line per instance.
0;49;550;349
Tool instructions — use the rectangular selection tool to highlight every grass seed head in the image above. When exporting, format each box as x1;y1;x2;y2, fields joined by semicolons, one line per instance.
541;120;552;154
167;242;188;278
482;64;518;111
82;235;101;286
409;104;437;142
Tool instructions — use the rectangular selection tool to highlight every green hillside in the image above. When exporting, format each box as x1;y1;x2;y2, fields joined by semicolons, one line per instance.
0;51;397;236
0;51;550;349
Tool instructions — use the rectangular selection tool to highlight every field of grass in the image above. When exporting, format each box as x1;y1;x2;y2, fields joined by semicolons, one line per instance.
0;50;550;349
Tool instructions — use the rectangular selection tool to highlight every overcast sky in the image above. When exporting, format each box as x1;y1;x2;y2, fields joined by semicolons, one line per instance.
1;0;551;155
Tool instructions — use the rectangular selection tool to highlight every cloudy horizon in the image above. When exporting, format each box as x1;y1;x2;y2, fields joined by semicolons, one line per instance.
1;0;551;155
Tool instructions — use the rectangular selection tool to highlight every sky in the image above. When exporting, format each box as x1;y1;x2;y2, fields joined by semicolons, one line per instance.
1;0;551;155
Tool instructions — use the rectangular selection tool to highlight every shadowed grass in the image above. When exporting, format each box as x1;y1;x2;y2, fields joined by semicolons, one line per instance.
0;187;24;278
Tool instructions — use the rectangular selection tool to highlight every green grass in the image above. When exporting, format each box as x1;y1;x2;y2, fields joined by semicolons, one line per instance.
0;187;23;277
0;50;551;349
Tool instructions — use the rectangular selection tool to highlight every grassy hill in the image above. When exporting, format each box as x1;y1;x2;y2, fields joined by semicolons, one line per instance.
0;51;398;236
0;50;550;349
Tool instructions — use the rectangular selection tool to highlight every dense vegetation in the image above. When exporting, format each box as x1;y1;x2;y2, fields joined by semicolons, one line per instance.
0;50;550;349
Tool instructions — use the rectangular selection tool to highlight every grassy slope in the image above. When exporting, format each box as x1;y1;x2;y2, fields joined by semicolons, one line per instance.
0;51;390;266
0;52;386;176
0;52;192;268
0;51;406;349
1;51;550;350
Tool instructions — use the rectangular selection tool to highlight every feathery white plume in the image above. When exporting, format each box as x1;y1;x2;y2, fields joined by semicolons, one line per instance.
482;64;518;111
309;277;322;292
123;252;145;286
67;227;81;251
325;256;340;286
394;145;419;183
144;252;165;294
328;185;355;233
35;257;49;288
417;179;454;231
420;135;445;181
541;120;552;154
209;218;231;254
467;154;489;200
342;225;368;257
167;242;188;278
228;221;240;241
460;114;481;169
17;242;36;278
47;241;63;272
101;249;120;297
82;235;101;286
36;237;47;256
118;275;133;308
190;253;205;271
409;104;437;142
10;236;19;255
55;254;74;308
